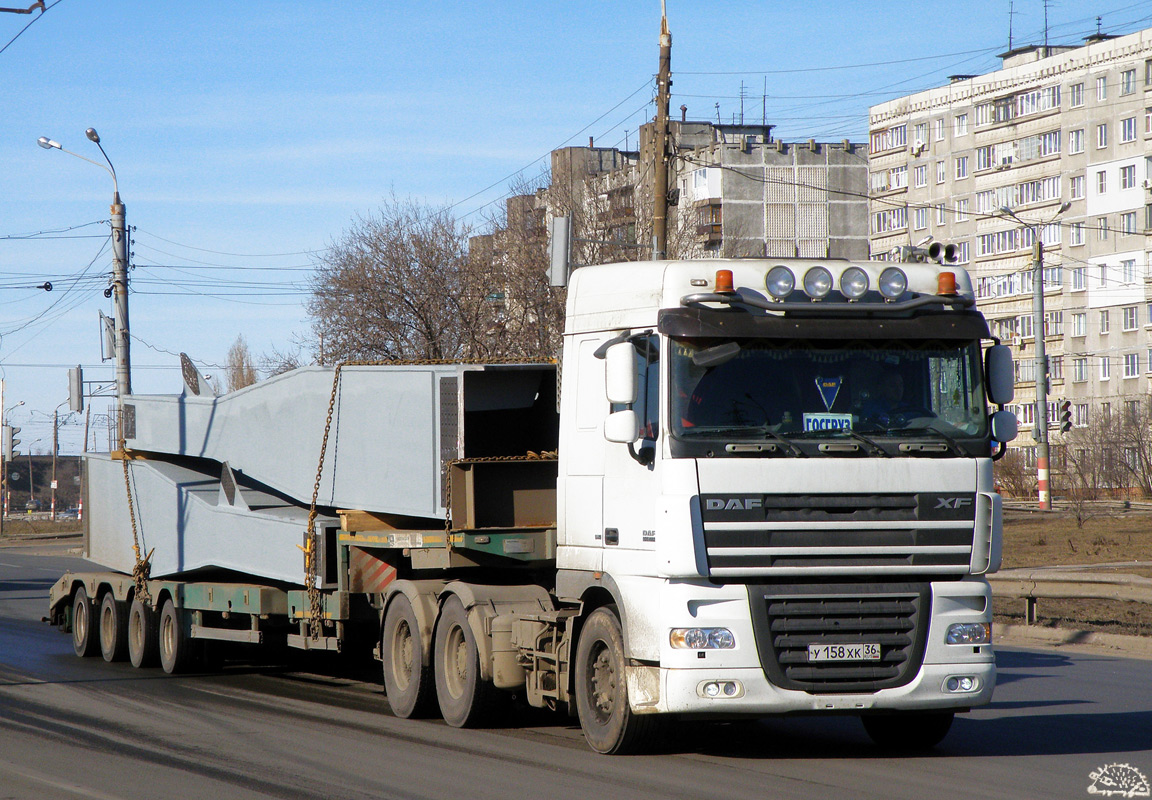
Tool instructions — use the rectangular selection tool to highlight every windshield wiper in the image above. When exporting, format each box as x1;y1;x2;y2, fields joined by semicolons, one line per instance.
894;426;964;455
686;425;806;456
797;427;891;457
738;426;805;457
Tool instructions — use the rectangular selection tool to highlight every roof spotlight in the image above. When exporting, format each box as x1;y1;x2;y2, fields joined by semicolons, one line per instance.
879;267;908;299
802;266;833;299
765;266;795;299
839;266;869;300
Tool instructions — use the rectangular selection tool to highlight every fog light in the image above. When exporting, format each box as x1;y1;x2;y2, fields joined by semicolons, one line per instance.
839;266;869;299
697;680;744;699
878;267;908;299
704;682;720;697
765;266;795;299
802;266;833;299
670;627;736;649
722;681;738;696
945;675;980;693
946;622;991;645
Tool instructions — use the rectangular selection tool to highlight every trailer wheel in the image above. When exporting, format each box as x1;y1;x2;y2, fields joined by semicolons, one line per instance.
158;598;193;674
71;585;99;658
861;711;954;751
433;595;502;727
98;592;129;662
574;605;660;754
128;597;159;668
382;593;435;718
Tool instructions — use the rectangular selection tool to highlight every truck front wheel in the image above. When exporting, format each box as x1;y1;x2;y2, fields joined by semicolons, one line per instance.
382;593;435;718
128;597;159;668
71;585;99;658
98;592;129;662
861;711;955;750
574;605;660;754
433;595;502;727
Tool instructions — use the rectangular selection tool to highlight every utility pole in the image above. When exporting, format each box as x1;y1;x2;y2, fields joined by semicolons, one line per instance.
51;408;58;521
1030;237;1051;510
651;1;672;260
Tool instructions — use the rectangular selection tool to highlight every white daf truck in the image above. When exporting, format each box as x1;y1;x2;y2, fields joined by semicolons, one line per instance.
49;256;1018;754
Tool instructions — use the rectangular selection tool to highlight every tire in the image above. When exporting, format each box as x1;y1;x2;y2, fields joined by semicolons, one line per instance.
861;711;955;751
128;597;159;668
574;605;660;754
433;595;503;727
71;585;100;658
98;592;129;663
382;593;435;718
158;598;193;674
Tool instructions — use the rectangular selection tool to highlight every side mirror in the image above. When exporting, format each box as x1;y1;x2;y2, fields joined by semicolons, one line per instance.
604;409;640;443
990;409;1018;443
985;345;1014;405
605;342;637;404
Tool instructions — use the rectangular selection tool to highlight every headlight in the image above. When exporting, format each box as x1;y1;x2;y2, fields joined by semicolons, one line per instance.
946;622;991;645
802;266;833;299
765;266;795;299
839;266;869;299
878;267;908;299
670;627;736;649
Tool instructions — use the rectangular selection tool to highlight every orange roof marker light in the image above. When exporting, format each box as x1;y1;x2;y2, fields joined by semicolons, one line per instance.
937;271;958;296
715;269;735;293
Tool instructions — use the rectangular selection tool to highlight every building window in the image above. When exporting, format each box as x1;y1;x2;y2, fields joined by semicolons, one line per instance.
1075;403;1088;425
913;164;927;187
1070;174;1085;198
1124;305;1139;330
1122;117;1137;143
1101;356;1111;380
1146;107;1152;135
954;114;968;136
954;198;969;222
913;207;927;230
1097;75;1108;101
1121;69;1136;95
1051;355;1063;380
936;203;946;225
1123;259;1138;283
1072;312;1086;336
934;118;945;141
1100;309;1110;335
1147;203;1152;230
1098;217;1109;240
955;156;968;179
1073;357;1088;382
1097;170;1107;194
1071;82;1084;107
1125;353;1140;378
1044;310;1063;336
956;240;969;264
1072;265;1086;288
936;160;945;184
914;122;928;145
891;165;907;189
1071;222;1085;246
1121;164;1137;189
1122;213;1138;235
1069;128;1084;154
1097;123;1108;149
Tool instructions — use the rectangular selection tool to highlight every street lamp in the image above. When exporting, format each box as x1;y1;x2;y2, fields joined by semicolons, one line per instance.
999;201;1071;511
38;129;132;425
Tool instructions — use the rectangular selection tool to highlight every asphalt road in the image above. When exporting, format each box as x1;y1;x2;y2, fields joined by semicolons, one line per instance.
1;544;1150;800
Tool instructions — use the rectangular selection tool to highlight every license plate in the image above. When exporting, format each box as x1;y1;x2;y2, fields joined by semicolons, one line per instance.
807;643;881;662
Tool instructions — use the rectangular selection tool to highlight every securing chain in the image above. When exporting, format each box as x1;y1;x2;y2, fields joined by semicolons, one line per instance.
303;356;556;639
119;438;152;607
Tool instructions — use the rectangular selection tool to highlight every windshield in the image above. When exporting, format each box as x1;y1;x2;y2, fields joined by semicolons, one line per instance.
669;337;989;457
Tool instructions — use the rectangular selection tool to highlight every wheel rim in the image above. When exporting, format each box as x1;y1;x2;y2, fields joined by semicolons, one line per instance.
443;623;468;699
101;601;115;653
74;598;89;647
129;608;142;654
587;640;616;724
391;619;413;692
161;612;174;661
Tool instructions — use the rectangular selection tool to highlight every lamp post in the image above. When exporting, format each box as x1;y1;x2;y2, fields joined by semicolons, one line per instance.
38;130;131;429
1;395;24;533
999;201;1071;511
26;439;42;512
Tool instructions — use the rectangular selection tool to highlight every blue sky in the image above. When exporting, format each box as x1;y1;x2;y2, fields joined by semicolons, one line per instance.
3;0;1151;455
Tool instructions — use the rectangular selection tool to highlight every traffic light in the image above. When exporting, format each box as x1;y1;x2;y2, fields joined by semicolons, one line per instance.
1058;399;1072;433
2;424;19;460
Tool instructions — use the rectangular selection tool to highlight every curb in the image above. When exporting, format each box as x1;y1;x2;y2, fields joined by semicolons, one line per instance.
996;623;1152;659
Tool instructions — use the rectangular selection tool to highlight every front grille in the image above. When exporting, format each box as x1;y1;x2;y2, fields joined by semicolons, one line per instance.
701;493;976;578
748;582;930;693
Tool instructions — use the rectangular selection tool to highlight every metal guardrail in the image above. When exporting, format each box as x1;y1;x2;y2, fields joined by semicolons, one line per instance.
990;567;1152;624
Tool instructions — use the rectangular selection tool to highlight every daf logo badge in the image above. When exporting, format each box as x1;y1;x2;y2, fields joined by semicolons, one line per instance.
706;498;763;511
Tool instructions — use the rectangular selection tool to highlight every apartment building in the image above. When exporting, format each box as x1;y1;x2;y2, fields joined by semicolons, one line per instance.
869;28;1152;455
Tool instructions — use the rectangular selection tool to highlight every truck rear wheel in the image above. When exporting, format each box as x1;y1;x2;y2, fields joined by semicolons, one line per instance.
433;595;502;727
98;592;129;662
382;593;435;718
574;605;660;755
128;597;159;668
158;598;193;674
861;711;954;750
71;585;99;658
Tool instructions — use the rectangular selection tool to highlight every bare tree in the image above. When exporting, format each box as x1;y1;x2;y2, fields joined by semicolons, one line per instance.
226;335;258;392
259;343;304;376
994;448;1036;498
